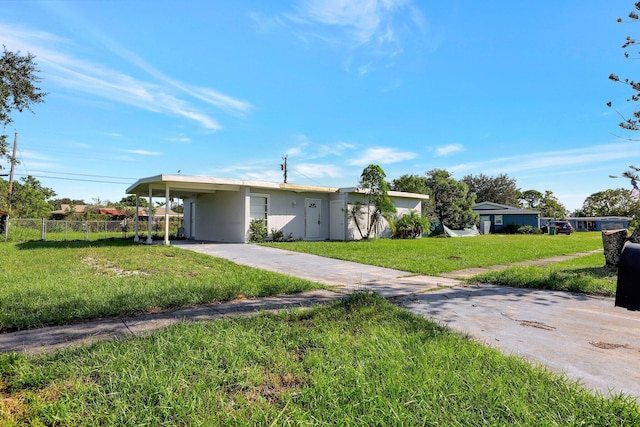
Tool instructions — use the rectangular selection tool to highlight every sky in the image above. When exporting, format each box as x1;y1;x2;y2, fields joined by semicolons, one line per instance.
1;0;639;212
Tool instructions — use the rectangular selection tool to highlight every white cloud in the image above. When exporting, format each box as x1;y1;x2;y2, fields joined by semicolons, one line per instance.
435;143;464;157
448;142;640;177
347;147;416;166
287;0;424;71
294;163;343;178
0;23;252;130
124;149;161;156
165;137;191;143
296;0;420;45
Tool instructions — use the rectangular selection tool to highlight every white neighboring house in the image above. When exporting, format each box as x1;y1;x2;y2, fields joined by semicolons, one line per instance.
126;174;429;245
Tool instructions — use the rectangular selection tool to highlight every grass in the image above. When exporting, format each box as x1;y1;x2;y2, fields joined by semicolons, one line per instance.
471;252;618;296
263;232;604;275
0;240;321;332
1;293;637;426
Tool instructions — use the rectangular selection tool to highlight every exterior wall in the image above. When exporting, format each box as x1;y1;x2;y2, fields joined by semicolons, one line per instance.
183;188;423;242
329;193;348;240
570;218;629;231
346;194;422;240
479;213;539;232
252;189;321;240
188;190;247;242
498;214;539;231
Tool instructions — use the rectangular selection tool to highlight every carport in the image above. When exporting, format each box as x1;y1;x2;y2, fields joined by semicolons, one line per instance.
126;174;249;245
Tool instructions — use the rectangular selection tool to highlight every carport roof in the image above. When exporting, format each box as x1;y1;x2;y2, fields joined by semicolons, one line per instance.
126;174;340;198
126;174;431;200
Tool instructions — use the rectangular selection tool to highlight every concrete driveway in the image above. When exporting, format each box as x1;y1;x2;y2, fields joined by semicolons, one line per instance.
176;242;640;401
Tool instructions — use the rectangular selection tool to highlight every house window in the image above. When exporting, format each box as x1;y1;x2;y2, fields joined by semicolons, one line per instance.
250;194;269;227
494;215;503;226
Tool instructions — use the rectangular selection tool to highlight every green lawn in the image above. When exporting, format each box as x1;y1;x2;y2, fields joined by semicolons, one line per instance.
1;293;637;426
263;232;604;275
471;252;617;296
0;240;321;332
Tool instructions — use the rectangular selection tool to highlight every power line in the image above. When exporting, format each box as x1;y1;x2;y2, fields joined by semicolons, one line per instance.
13;173;131;185
27;169;138;180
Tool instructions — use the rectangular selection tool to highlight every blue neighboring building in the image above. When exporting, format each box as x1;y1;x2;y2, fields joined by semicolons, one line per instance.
540;217;633;232
472;202;540;234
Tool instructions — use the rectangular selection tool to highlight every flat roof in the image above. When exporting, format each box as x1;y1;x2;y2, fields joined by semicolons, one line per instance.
127;174;429;199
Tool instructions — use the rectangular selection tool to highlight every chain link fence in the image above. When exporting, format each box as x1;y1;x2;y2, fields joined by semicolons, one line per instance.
3;218;183;242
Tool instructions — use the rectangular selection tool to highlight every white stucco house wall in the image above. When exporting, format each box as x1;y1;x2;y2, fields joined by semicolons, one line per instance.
126;174;429;245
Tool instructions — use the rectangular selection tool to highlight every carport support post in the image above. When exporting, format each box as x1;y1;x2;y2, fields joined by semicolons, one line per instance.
133;195;140;242
164;185;170;246
146;188;153;244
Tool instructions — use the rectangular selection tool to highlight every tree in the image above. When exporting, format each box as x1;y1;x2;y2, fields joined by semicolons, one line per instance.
349;164;396;240
607;3;640;132
519;189;544;209
462;173;520;206
519;189;567;218
425;169;478;229
579;188;640;218
1;47;47;167
119;195;149;207
391;174;430;217
0;176;55;218
539;190;568;218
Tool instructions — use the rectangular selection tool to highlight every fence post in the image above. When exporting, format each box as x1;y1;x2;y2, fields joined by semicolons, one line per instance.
41;218;46;241
84;222;89;241
65;221;68;241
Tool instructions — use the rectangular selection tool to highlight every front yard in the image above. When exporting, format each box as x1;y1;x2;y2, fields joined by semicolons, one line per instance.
2;293;638;425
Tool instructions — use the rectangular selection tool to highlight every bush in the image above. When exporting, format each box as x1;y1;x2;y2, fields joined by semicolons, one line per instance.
271;228;284;242
501;223;520;234
393;211;430;239
517;225;534;234
249;219;268;242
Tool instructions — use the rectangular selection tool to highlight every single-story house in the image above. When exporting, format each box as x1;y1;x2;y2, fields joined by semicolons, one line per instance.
126;174;429;245
472;202;540;234
50;204;89;219
540;216;633;232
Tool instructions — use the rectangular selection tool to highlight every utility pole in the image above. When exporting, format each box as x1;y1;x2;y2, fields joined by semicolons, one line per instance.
280;155;288;184
7;132;18;210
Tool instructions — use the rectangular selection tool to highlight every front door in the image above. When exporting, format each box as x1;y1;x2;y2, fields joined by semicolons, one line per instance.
305;198;322;239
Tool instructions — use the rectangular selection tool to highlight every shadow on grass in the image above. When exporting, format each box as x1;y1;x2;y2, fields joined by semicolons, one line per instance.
15;238;139;250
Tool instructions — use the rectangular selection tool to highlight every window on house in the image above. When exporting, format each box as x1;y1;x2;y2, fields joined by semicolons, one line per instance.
250;194;269;227
494;215;503;226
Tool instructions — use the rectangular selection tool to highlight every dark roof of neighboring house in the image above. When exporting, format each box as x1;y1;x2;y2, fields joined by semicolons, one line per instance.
50;204;89;215
99;208;127;216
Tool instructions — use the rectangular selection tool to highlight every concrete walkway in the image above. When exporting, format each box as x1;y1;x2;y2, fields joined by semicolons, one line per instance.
1;242;639;402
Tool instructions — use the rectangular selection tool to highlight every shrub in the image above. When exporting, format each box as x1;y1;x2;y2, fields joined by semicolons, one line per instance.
501;223;520;234
271;228;284;242
249;219;268;242
393;211;430;239
517;225;534;234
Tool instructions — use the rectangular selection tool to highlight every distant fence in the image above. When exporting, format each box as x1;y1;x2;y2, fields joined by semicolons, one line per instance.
3;218;183;242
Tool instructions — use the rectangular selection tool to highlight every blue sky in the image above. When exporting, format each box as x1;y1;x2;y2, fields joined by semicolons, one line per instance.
1;1;638;211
